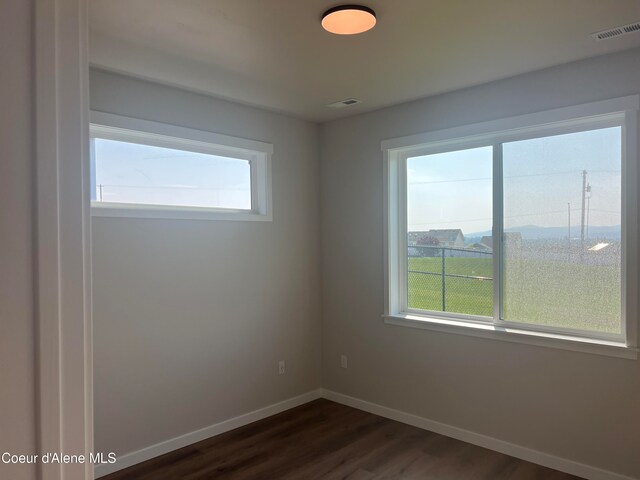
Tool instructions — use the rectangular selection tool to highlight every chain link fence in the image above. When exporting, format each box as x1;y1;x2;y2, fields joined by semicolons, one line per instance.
407;245;493;316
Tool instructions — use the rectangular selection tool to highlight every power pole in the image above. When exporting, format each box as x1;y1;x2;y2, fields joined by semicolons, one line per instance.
586;184;591;241
580;170;587;253
567;202;571;255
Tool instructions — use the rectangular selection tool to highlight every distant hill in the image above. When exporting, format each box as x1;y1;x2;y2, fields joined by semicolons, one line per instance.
466;225;621;242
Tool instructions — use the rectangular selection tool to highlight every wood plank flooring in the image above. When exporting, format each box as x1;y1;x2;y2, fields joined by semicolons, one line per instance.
101;399;582;480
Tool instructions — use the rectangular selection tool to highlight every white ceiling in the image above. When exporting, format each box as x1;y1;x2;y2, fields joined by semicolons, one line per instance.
89;0;640;122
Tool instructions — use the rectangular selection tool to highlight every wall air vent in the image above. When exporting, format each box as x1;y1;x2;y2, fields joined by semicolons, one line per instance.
327;98;362;109
592;21;640;41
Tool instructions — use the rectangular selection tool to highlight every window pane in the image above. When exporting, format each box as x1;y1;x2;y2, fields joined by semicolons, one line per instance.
92;138;251;210
502;127;622;334
407;146;493;316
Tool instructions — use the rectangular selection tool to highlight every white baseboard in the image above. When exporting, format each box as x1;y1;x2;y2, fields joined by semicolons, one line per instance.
321;389;635;480
95;388;635;480
94;389;322;478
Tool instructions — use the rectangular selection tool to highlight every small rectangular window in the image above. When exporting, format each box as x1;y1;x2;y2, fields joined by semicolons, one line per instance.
89;112;272;221
92;138;252;210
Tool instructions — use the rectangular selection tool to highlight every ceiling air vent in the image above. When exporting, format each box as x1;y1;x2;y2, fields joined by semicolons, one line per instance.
592;21;640;41
327;98;362;109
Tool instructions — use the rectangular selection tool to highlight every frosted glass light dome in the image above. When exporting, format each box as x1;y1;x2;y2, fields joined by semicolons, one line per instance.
321;5;377;35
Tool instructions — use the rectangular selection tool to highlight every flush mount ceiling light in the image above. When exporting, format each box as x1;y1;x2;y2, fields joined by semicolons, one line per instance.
321;5;377;35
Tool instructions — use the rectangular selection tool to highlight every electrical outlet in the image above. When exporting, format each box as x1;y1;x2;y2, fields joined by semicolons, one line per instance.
340;354;348;369
278;360;285;375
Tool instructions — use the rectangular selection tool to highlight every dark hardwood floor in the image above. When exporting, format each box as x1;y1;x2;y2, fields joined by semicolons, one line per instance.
102;399;581;480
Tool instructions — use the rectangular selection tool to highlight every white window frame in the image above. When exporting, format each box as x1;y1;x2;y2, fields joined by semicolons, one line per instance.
90;111;273;221
383;96;639;359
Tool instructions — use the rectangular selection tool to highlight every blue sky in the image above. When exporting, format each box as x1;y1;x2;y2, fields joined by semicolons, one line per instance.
408;146;493;234
92;138;251;209
407;127;622;236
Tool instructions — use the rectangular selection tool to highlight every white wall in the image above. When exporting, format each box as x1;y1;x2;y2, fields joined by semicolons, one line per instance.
320;47;640;479
0;1;37;479
90;69;322;457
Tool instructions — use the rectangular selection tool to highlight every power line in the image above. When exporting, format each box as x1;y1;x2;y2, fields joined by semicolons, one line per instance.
408;167;621;228
409;208;608;227
589;209;621;215
408;169;620;186
96;183;250;191
409;177;491;185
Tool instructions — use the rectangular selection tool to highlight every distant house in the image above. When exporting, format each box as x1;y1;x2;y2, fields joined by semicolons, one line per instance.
480;232;522;250
470;242;492;251
407;232;422;246
411;229;465;248
505;232;523;249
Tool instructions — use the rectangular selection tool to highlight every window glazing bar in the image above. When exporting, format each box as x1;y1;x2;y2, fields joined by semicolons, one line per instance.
492;143;504;324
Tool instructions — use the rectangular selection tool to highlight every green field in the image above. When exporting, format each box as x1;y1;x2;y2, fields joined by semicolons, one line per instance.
408;256;621;334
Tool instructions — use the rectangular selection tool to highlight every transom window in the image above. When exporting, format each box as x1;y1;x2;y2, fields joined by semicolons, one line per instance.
92;138;252;210
90;112;272;221
383;97;638;356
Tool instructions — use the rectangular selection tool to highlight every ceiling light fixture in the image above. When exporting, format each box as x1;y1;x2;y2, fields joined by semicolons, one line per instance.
321;5;377;35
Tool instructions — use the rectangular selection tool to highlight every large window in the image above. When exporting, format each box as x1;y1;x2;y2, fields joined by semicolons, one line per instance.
90;112;272;221
384;97;638;357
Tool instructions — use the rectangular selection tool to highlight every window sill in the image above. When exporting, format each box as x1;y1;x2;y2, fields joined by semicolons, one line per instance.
91;202;272;222
382;313;638;360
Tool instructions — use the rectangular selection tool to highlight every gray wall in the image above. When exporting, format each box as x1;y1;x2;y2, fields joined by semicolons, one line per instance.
0;1;37;479
90;69;322;456
2;5;91;478
320;47;640;478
